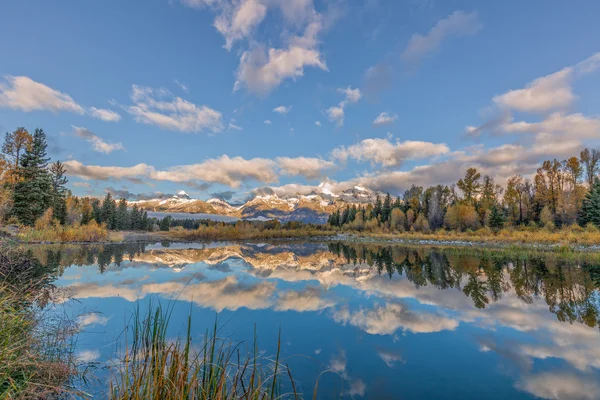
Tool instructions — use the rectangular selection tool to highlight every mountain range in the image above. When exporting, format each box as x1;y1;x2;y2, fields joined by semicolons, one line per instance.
128;185;376;223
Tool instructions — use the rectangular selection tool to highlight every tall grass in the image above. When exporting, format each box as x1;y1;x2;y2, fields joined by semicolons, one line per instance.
18;220;108;243
111;303;302;399
0;246;79;398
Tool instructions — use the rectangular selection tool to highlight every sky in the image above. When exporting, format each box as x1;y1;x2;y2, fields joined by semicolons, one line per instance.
1;0;600;202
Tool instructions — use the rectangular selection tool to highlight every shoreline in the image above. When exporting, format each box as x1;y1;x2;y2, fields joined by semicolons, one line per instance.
8;229;600;252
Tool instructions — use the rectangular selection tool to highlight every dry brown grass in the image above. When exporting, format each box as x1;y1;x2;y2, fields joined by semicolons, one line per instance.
18;220;108;243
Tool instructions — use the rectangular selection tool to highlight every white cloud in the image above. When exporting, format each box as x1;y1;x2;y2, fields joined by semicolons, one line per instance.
332;138;449;167
150;155;278;187
73;126;125;154
333;302;459;335
64;160;154;182
338;86;362;103
276;156;336;179
0;75;85;114
493;52;600;114
214;0;268;50
228;122;243;130
77;350;100;363
326;104;345;127
515;372;600;400
401;11;482;64
373;112;398;126
314;120;321;126
77;313;110;327
235;43;327;94
88;107;121;122
273;105;291;114
326;86;361;127
264;119;272;124
174;79;189;93
127;85;223;133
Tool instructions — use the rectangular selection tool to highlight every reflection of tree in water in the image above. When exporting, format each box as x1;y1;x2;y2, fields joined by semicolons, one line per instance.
329;243;600;329
28;243;148;274
28;242;600;329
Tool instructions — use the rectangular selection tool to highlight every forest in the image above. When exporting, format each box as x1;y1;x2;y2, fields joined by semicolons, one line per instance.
328;151;600;234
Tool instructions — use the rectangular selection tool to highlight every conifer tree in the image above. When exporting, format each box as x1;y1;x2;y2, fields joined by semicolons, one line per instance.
489;205;506;231
372;194;382;220
49;161;68;224
382;193;392;222
115;198;130;230
101;193;116;229
580;179;600;227
12;129;52;225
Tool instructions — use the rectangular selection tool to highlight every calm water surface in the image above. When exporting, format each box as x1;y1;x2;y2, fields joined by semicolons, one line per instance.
35;241;600;399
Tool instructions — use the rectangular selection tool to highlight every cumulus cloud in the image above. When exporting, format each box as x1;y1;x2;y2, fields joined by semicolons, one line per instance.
326;104;345;127
493;53;600;114
105;187;177;201
151;155;278;187
0;76;122;122
273;105;291;114
276;156;337;179
332;138;449;168
326;86;362;127
127;85;223;133
77;350;100;363
88;107;121;122
73;126;125;154
314;120;321;126
64;160;153;182
264;119;272;124
515;372;600;400
77;313;110;327
0;75;85;114
401;11;482;64
333;302;459;335
373;112;398;126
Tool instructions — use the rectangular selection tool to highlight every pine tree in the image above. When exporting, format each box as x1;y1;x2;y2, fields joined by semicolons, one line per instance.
141;211;149;231
130;205;141;230
580;179;600;227
101;193;116;229
159;216;171;231
49;161;68;224
12;129;52;225
372;194;382;220
382;193;392;222
115;198;130;231
489;205;506;231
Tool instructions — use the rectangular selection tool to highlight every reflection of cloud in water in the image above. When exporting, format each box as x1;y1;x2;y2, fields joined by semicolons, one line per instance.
515;371;600;400
77;312;110;327
77;349;100;363
377;348;403;368
333;302;459;335
327;350;367;398
275;287;336;312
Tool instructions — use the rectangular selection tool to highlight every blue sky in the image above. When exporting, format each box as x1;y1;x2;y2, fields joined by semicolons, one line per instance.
1;0;600;202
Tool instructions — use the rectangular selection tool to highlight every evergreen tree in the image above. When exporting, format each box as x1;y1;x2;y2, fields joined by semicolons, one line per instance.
489;205;506;231
101;193;116;229
580;179;600;227
141;211;149;231
382;193;392;222
91;198;102;223
372;194;382;220
341;206;350;226
159;216;171;231
115;198;130;230
130;204;141;230
49;161;68;224
12;129;52;225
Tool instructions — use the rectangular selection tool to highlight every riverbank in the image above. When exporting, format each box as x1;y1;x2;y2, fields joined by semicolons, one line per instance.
6;224;600;252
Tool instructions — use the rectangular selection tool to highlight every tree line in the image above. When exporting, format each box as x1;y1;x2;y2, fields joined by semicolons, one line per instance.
329;149;600;232
0;127;155;231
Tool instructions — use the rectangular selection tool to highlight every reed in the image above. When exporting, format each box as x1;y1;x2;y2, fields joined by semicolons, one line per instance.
110;302;301;400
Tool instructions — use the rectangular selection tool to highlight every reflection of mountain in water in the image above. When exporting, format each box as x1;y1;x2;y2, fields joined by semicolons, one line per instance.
34;242;600;329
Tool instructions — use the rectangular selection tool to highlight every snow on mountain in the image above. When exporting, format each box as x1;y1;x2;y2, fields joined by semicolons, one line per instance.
128;184;378;223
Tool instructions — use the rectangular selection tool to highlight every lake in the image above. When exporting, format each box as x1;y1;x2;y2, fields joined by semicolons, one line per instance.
36;241;600;399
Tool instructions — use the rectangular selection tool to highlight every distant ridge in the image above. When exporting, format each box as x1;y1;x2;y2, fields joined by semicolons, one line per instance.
129;186;377;223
